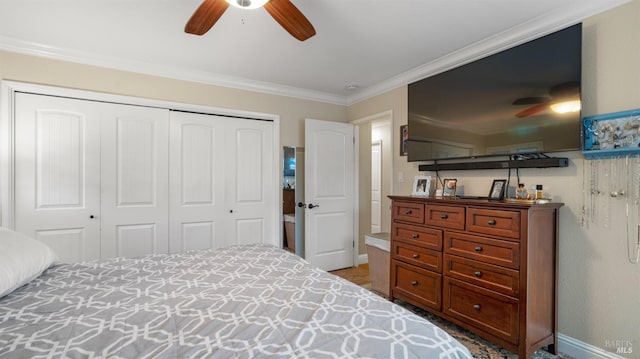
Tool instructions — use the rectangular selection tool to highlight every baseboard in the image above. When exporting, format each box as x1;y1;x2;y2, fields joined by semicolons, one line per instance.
558;333;625;359
358;253;368;265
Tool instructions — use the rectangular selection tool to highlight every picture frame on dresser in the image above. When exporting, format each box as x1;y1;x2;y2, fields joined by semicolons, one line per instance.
442;179;457;197
488;179;506;200
412;176;431;197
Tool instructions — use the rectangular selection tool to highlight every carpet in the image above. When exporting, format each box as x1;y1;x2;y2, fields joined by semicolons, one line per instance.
396;301;572;359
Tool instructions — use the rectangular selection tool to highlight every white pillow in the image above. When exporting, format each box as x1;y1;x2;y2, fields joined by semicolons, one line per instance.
0;227;57;298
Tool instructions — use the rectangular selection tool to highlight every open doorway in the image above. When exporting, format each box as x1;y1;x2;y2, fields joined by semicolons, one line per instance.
282;146;304;257
371;119;392;234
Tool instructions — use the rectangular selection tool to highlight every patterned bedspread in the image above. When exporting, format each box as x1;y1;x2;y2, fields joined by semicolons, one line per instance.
0;245;471;358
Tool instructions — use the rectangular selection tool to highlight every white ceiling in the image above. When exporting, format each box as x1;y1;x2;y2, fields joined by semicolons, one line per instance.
0;0;629;105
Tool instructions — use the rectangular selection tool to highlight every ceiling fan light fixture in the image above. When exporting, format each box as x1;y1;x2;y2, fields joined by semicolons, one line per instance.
550;100;581;114
226;0;269;9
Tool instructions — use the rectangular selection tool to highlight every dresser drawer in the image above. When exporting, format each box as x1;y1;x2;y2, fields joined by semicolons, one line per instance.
444;254;519;296
467;207;520;239
392;223;442;250
443;278;519;345
444;232;520;269
393;241;442;272
425;205;465;230
392;260;441;310
392;201;425;224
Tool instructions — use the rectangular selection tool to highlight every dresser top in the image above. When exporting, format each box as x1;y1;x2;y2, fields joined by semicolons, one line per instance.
388;195;564;210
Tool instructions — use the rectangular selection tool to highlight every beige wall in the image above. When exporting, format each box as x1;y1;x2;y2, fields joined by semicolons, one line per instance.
0;51;348;147
348;1;640;356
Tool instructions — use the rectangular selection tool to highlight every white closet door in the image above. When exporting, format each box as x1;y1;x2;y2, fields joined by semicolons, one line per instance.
100;105;169;259
226;118;275;247
168;111;227;252
14;93;101;263
169;112;276;251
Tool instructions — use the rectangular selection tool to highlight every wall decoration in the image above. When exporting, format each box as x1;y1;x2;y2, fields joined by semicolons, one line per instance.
583;108;640;159
400;125;408;156
581;156;640;264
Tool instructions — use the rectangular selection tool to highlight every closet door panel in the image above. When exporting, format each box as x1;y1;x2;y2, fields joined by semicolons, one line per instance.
169;111;227;252
116;118;156;206
101;105;169;259
181;221;215;251
14;93;101;263
116;223;158;258
227;119;275;246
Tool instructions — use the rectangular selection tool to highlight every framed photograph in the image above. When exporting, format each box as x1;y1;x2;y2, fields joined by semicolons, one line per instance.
400;125;408;156
488;179;507;200
412;175;431;197
442;179;457;197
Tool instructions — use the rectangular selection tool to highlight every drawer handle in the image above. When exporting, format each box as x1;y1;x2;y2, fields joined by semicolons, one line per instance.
473;304;481;311
412;253;420;259
404;210;413;215
440;214;448;220
488;219;496;226
411;233;419;239
474;271;482;278
411;281;419;286
474;246;483;252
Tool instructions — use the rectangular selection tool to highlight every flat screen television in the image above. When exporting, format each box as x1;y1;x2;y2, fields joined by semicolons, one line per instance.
407;23;582;162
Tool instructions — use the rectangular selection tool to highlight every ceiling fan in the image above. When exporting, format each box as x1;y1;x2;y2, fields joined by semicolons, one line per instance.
512;81;581;118
185;0;316;41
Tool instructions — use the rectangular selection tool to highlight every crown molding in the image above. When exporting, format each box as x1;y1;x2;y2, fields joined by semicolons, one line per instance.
0;35;348;106
346;0;631;106
0;0;629;108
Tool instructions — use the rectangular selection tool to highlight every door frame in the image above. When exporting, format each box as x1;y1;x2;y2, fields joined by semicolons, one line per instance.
351;110;393;264
0;81;281;247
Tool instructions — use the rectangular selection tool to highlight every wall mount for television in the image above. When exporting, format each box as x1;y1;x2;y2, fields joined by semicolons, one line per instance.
417;156;569;172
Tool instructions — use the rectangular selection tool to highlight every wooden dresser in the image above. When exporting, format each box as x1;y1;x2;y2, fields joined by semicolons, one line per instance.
388;196;562;358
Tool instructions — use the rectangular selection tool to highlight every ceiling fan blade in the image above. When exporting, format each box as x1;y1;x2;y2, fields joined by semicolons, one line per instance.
549;81;580;98
515;103;549;118
264;0;316;41
512;96;550;106
185;0;229;35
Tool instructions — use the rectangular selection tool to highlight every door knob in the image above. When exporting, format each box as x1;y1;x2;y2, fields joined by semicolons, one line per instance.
308;203;319;209
297;202;306;208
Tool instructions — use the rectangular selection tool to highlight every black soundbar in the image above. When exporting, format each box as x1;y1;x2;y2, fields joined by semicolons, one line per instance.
417;157;569;171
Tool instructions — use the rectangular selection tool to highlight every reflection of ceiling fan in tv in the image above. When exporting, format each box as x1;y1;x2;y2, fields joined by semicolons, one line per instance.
512;81;581;118
185;0;316;41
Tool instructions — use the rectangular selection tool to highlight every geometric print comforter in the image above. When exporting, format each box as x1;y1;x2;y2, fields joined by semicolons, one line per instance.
0;244;472;358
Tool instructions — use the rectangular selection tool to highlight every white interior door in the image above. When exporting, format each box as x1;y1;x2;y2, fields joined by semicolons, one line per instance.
100;104;169;259
304;119;355;271
371;141;382;233
14;93;101;263
169;111;276;251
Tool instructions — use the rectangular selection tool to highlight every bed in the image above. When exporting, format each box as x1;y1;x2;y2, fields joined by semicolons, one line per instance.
0;228;472;358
